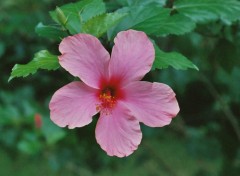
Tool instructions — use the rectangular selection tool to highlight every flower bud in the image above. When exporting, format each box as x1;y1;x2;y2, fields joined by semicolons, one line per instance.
34;113;42;129
56;6;67;27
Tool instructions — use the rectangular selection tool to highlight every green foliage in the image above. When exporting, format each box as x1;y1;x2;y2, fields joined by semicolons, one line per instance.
18;133;43;155
0;87;66;156
216;67;240;102
35;23;68;41
116;0;166;6
50;0;106;34
211;39;240;72
0;42;5;58
55;6;68;27
108;4;196;39
153;44;199;71
9;50;59;82
82;12;127;37
175;0;240;23
134;11;196;36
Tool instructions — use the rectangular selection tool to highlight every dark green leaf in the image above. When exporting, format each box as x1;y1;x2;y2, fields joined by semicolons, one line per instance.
50;0;106;34
35;23;68;41
82;12;127;37
9;50;59;82
153;43;199;71
116;0;166;6
134;10;196;36
174;0;240;23
108;4;196;39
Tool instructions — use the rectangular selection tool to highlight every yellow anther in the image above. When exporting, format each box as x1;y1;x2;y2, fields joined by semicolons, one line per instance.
96;89;116;115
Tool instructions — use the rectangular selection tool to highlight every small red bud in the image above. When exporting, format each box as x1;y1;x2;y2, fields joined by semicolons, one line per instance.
34;113;42;129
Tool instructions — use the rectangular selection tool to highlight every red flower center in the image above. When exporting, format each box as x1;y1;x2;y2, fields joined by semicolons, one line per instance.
96;77;124;114
99;87;116;109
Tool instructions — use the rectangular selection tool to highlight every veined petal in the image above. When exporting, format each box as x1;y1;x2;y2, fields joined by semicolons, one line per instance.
109;30;154;84
59;34;110;89
122;81;179;127
49;82;99;129
95;103;142;157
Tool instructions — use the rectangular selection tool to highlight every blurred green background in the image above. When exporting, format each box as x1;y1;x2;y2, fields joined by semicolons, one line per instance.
0;0;240;175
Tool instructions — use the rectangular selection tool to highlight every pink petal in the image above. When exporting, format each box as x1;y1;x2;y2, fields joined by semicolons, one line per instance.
49;82;99;129
122;81;180;127
95;103;142;157
59;34;110;89
109;30;154;84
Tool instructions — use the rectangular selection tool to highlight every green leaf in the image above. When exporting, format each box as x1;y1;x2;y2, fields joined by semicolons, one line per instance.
174;0;240;23
35;22;68;41
50;0;106;34
9;50;59;82
153;43;199;71
82;12;127;37
134;10;196;36
116;0;166;6
108;4;196;39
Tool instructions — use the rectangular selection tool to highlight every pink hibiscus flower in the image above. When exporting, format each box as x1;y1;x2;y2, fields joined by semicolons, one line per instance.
49;30;179;157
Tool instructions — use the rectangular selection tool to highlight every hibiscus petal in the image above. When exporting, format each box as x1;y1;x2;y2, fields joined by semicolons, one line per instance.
109;30;154;84
59;34;110;89
49;82;99;129
95;103;142;157
122;81;179;127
